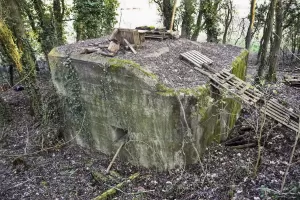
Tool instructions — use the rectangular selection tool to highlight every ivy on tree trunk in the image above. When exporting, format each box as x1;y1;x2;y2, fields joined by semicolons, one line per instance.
0;0;42;118
181;0;196;39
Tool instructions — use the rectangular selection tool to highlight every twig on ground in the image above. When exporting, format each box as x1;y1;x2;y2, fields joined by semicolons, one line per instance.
93;173;140;200
24;125;29;155
1;112;86;158
106;141;125;174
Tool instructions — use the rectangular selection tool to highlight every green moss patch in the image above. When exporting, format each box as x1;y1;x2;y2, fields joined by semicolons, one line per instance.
108;58;158;80
231;49;249;81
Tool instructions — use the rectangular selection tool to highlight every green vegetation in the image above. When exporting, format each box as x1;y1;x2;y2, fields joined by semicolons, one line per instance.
74;0;119;41
108;58;158;80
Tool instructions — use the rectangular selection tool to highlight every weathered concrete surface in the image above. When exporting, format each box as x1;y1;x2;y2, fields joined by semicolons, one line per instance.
49;41;248;170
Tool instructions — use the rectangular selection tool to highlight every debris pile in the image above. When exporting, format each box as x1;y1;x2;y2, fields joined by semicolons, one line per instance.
80;27;179;57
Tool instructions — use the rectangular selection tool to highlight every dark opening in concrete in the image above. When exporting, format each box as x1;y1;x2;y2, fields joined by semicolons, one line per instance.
112;126;128;142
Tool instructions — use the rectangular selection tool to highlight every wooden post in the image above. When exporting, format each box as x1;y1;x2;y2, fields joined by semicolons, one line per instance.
169;0;178;31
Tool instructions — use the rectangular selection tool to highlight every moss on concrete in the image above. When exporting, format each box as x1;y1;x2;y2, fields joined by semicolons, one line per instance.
108;58;158;80
231;49;249;80
49;45;249;170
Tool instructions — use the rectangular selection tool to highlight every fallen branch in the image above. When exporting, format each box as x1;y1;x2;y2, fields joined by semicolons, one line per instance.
224;132;251;146
98;50;115;57
124;39;137;54
93;173;140;200
98;44;109;48
106;142;125;174
231;143;257;149
80;48;98;54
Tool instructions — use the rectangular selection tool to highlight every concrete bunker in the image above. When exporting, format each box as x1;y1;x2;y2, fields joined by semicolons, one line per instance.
48;38;248;170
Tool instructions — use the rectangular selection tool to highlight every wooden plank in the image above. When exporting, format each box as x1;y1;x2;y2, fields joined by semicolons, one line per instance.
212;72;261;103
224;74;235;82
109;29;119;41
190;50;210;64
260;107;298;132
238;84;251;95
264;104;290;123
221;82;255;104
221;70;263;97
182;54;204;69
182;50;213;65
263;103;298;128
268;99;299;119
261;107;289;125
183;52;205;66
190;50;213;64
190;52;208;65
184;51;206;65
194;67;212;77
262;109;298;131
181;55;201;68
124;39;137;54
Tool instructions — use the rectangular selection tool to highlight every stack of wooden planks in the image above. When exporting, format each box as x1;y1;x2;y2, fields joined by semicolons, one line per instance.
180;50;300;132
136;27;177;40
284;75;300;87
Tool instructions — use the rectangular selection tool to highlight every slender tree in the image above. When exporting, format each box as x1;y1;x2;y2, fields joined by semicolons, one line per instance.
202;0;222;43
266;0;283;82
53;0;65;45
0;0;42;117
181;0;196;38
191;1;204;41
152;0;174;30
222;0;233;44
74;0;119;41
256;0;277;81
245;0;257;50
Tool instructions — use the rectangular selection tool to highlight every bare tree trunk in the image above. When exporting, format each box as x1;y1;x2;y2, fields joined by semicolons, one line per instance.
203;0;221;43
32;0;58;57
266;0;282;82
151;0;174;30
222;0;233;44
181;0;195;38
53;0;65;45
245;0;257;50
191;1;203;41
256;0;277;81
163;0;173;30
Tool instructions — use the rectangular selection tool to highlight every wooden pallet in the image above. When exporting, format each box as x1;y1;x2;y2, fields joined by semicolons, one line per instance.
180;50;213;66
180;50;300;132
139;30;172;40
144;34;167;40
260;99;299;132
210;69;263;105
284;75;300;86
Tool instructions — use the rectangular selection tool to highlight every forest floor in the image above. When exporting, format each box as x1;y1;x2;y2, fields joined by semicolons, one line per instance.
0;53;300;200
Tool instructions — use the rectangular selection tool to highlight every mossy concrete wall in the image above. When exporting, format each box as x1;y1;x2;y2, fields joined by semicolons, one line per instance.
48;48;248;170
